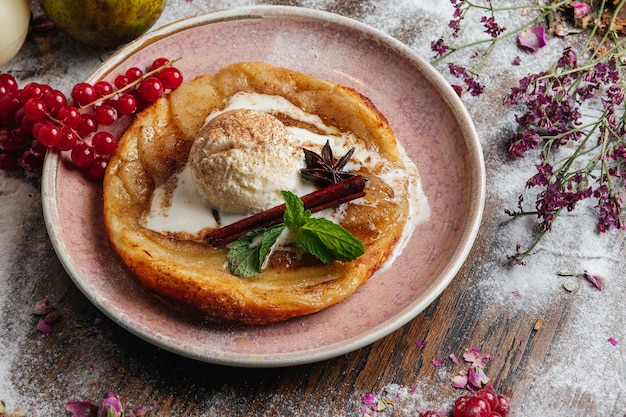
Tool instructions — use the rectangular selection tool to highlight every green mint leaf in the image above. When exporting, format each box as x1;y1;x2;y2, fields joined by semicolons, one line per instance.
227;225;285;278
258;224;286;266
296;229;334;264
281;190;310;231
301;217;365;261
226;232;261;278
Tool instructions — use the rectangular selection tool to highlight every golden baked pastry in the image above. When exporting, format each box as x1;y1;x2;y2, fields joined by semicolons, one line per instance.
103;62;416;325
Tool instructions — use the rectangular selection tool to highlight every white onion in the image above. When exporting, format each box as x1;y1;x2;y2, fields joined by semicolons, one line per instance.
0;0;30;66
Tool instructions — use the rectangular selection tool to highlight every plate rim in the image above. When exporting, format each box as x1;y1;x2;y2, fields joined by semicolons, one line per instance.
41;5;485;368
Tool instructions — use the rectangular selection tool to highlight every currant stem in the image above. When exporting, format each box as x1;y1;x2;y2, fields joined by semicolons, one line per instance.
78;58;181;109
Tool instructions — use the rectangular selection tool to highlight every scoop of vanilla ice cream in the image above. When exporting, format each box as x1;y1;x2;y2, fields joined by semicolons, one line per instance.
188;109;304;214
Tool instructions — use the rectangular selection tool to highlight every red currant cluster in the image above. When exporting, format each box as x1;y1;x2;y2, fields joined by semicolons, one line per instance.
0;57;183;178
419;386;511;417
451;386;510;417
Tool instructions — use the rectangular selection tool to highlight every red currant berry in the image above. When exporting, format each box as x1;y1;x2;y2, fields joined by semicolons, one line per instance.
0;129;10;148
114;93;137;115
0;92;23;127
0;127;13;151
71;82;97;107
125;67;144;82
484;413;503;417
36;122;61;148
462;397;491;417
95;104;118;125
158;67;183;89
129;90;148;112
476;387;498;410
14;107;33;131
0;128;19;151
56;105;81;128
41;84;53;97
0;73;19;92
94;81;114;98
12;127;33;149
114;75;130;89
76;114;98;137
23;82;49;99
453;396;472;417
88;156;108;178
19;149;44;171
29;139;48;158
42;89;67;115
57;127;79;151
30;122;44;141
150;57;170;71
20;115;36;132
23;98;48;122
91;131;116;155
71;142;95;168
494;395;510;417
139;77;164;102
13;105;24;124
0;152;20;172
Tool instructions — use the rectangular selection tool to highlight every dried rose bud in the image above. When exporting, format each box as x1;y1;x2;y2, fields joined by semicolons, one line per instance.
451;373;468;389
571;1;591;19
132;405;151;416
32;298;55;315
582;270;604;291
30;16;56;34
43;310;62;324
518;26;547;53
451;84;463;97
98;392;123;417
36;319;53;335
65;400;98;417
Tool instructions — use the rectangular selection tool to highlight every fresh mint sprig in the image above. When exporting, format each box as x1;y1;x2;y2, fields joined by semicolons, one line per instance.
227;190;364;278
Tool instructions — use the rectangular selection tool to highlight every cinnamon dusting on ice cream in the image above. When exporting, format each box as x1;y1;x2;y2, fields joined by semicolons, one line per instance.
188;109;304;214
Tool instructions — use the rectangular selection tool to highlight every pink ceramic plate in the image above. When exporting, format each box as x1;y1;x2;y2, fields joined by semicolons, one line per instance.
42;6;485;367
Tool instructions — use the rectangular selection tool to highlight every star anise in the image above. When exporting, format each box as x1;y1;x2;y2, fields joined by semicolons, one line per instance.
301;140;356;187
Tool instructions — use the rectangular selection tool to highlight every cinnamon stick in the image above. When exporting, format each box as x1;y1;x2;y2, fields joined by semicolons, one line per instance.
207;175;366;246
208;191;366;246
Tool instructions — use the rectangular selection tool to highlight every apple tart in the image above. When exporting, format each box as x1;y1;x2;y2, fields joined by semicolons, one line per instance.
103;62;424;325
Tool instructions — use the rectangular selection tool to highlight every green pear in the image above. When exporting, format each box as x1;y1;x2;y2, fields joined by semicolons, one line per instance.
38;0;167;48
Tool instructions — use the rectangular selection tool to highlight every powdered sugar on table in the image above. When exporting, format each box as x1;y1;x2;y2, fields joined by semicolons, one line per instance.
1;1;624;416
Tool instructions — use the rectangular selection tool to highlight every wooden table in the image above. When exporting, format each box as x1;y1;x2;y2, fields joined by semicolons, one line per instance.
1;1;624;416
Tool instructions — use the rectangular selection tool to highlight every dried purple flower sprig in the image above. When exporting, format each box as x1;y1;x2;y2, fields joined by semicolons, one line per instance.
431;0;626;263
504;3;626;264
431;0;571;96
